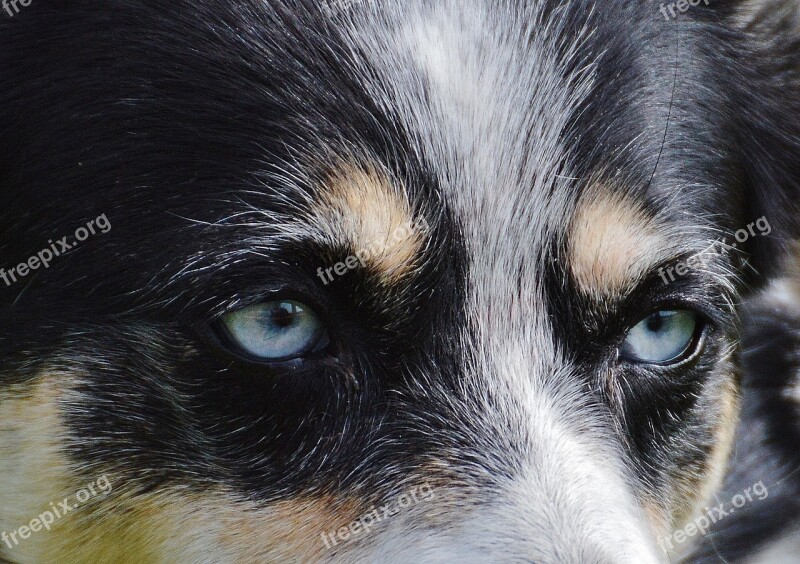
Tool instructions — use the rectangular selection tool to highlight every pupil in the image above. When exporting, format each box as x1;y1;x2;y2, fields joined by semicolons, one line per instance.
646;313;665;332
269;303;296;328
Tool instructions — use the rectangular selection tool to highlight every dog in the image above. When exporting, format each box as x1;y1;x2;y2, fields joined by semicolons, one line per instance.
1;1;800;562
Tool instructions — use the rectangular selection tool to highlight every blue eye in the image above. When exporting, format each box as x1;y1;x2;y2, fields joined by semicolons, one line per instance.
621;310;700;364
220;300;328;361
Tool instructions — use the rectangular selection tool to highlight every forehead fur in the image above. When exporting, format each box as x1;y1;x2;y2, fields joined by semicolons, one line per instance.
308;163;425;283
569;188;672;298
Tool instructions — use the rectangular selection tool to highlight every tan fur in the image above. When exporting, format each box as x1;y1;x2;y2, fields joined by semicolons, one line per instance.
668;374;741;561
8;488;368;564
642;500;670;544
0;375;81;563
699;378;742;511
569;189;670;298
49;492;366;564
0;371;372;564
310;163;425;283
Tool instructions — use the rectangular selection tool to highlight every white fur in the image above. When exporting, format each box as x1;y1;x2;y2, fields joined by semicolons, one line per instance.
331;2;666;561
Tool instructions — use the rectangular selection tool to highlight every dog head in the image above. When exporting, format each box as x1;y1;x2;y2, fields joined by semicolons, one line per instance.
1;1;799;562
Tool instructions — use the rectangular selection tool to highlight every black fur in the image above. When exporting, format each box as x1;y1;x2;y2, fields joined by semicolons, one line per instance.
689;283;800;562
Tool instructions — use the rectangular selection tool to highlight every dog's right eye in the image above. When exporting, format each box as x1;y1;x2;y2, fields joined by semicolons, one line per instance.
620;310;702;365
217;300;330;362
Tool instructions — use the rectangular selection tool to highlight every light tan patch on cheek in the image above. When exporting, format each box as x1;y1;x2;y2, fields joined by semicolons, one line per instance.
642;499;670;543
630;361;740;560
569;189;668;297
214;495;367;561
0;371;369;563
0;376;74;521
35;491;367;564
679;377;740;520
0;374;85;563
657;375;741;561
310;163;426;283
696;377;741;511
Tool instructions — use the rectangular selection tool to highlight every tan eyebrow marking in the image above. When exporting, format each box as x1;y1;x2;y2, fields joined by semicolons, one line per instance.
568;188;673;298
308;163;426;284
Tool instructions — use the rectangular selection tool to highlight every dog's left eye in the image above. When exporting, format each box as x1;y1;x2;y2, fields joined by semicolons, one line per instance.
620;310;700;365
219;300;329;361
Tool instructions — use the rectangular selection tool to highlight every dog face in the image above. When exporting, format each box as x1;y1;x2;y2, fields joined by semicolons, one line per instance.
1;1;799;562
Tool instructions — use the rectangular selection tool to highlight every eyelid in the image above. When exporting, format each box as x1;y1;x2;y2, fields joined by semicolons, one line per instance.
623;277;733;328
208;287;332;325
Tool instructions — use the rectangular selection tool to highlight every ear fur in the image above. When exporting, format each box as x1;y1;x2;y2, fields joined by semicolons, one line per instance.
712;0;800;280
